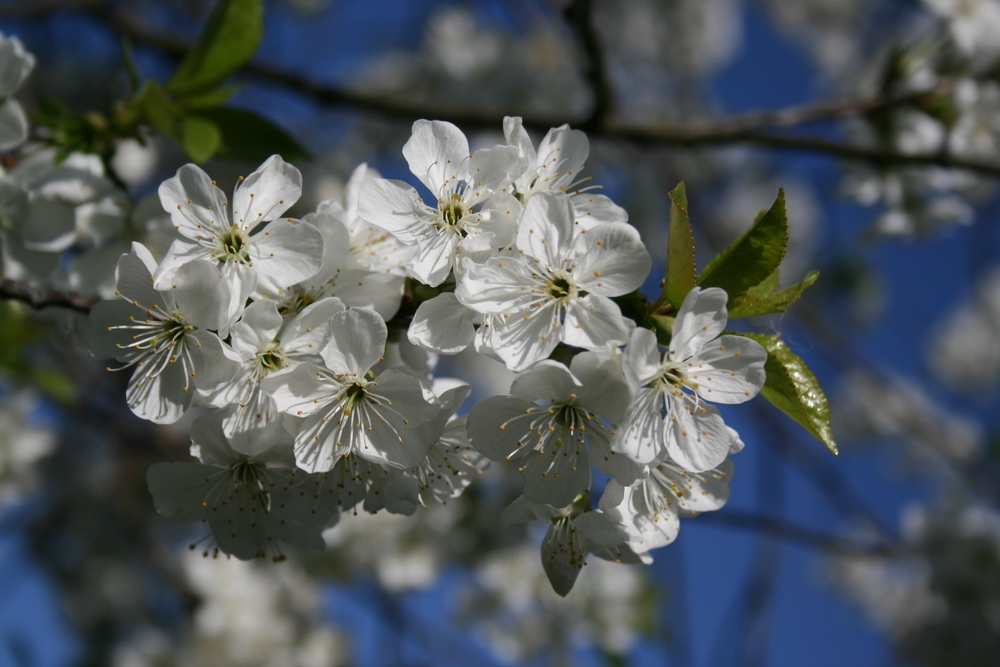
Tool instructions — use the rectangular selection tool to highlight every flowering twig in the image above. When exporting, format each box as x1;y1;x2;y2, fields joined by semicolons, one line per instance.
0;278;95;314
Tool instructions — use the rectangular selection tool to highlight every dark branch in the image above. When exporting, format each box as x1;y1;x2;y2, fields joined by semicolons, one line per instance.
565;0;613;130
7;0;1000;176
0;278;95;314
94;10;1000;177
697;509;897;557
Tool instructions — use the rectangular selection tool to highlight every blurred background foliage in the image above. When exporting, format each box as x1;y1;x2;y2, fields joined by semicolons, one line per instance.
1;0;1000;666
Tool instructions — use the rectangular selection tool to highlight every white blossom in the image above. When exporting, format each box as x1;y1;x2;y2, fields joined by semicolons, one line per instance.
456;192;650;371
146;408;341;561
501;494;647;596
156;155;325;330
613;287;766;472
468;351;642;507
0;32;34;150
207;298;343;455
600;452;736;553
259;197;404;319
503;116;627;230
262;307;439;472
357;119;522;286
90;243;238;424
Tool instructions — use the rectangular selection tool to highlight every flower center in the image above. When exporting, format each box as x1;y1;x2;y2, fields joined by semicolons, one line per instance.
436;195;469;236
342;382;368;415
257;345;286;374
652;358;690;390
230;460;271;511
546;274;573;300
218;225;249;262
278;290;315;317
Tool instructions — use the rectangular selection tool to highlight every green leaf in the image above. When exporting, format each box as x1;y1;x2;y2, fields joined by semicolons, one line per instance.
168;0;264;96
121;36;140;94
738;332;837;455
610;290;648;327
194;107;308;163
728;270;820;319
136;80;184;142
660;181;697;310
698;188;788;300
177;84;242;110
182;116;222;163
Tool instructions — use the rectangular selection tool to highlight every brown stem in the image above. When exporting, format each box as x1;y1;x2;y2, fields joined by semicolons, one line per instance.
0;278;95;314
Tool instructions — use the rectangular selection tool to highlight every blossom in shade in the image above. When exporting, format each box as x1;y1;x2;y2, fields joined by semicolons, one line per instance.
467;351;643;507
89;243;237;424
147;408;340;561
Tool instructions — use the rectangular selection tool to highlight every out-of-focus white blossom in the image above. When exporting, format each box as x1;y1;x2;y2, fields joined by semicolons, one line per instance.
0;389;56;508
927;266;1000;392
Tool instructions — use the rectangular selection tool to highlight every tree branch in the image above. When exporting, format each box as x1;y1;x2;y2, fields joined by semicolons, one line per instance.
564;0;613;131
0;278;94;314
697;509;897;557
88;9;1000;177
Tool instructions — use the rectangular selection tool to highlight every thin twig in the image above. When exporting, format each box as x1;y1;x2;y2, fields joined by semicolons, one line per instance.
14;5;984;178
0;278;95;314
697;509;897;557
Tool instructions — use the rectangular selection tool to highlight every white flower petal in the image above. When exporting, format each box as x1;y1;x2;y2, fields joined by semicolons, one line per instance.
623;327;662;387
561;293;631;350
125;352;191;424
407;292;477;354
516;192;575;266
0;98;28;150
687;334;767;404
572;222;651;296
454;256;537;315
571;193;627;226
356;178;427;244
169;259;231;331
321;308;387;375
250;218;325;287
230;299;282;357
588;421;645;485
569;351;631;421
232;155;301;229
666;395;730;473
158;163;229;240
467;144;520;194
669;286;729;361
492;302;561;372
466;394;540;460
402;119;470;192
260;362;332;417
280;297;344;355
510;359;582;402
520;435;590;507
406;230;458;286
612;387;666;465
0;35;33;97
573;511;630;546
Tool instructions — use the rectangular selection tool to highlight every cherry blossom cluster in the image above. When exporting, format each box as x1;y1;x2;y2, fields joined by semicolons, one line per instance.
91;118;767;593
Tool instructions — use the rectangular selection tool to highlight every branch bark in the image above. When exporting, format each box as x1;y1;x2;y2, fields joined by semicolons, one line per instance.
0;278;94;314
68;6;1000;179
565;0;613;131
